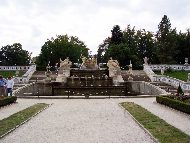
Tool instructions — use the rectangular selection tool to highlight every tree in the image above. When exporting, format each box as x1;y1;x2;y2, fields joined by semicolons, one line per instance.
36;34;88;70
0;43;30;66
110;25;123;44
155;15;177;64
97;37;110;63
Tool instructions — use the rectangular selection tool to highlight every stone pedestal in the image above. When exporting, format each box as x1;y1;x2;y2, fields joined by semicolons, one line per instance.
128;76;133;81
56;69;70;83
44;71;52;83
108;68;124;85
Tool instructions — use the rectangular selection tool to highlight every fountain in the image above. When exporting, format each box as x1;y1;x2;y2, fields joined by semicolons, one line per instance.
39;56;127;98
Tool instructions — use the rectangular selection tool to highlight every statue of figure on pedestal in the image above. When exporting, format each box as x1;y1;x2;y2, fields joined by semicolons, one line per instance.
80;54;87;69
128;63;133;75
107;57;120;69
80;54;98;70
46;63;51;72
143;57;149;65
60;57;72;69
107;57;124;84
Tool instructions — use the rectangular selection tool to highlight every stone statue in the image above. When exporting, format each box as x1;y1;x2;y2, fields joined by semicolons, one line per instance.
56;57;72;83
128;63;133;75
143;57;149;65
80;54;98;70
46;63;51;72
107;57;124;84
45;63;52;82
55;63;58;71
161;69;164;75
107;57;120;69
60;57;72;69
80;54;87;69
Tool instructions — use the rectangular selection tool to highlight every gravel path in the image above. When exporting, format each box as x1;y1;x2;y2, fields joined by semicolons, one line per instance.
1;99;155;143
1;97;189;143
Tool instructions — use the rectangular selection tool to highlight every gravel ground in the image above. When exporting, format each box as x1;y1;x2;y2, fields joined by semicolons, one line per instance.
0;97;189;143
0;98;155;143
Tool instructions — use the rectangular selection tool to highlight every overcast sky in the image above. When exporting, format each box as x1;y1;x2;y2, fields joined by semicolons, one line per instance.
0;0;189;57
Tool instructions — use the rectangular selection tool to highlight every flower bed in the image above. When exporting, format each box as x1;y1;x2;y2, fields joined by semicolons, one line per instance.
0;96;17;107
156;95;190;114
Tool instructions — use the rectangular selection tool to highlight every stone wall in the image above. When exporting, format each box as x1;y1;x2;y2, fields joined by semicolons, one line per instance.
126;81;168;95
13;82;52;96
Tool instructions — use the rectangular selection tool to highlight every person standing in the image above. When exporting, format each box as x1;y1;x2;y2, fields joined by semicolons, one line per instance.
6;76;14;96
0;75;7;96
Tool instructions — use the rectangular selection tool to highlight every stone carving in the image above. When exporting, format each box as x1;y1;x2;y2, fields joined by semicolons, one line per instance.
107;57;124;85
60;57;72;70
44;63;52;82
128;62;133;75
80;54;98;70
143;57;149;65
184;58;189;65
56;57;72;83
107;57;120;70
161;69;164;75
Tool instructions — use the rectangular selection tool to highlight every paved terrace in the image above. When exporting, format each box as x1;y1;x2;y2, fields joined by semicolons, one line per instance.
0;97;189;143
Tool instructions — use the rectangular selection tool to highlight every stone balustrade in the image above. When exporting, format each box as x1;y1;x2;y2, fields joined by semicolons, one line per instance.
0;66;30;71
0;64;36;83
143;65;157;82
22;65;36;83
149;64;190;71
153;75;190;92
13;83;35;96
144;64;190;92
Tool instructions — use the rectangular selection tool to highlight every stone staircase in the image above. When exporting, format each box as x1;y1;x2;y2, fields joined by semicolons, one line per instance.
29;71;57;82
149;82;177;95
13;84;28;90
121;70;177;95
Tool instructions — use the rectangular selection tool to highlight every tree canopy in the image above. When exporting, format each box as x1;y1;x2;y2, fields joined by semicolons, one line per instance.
97;15;190;69
0;43;30;66
36;34;89;70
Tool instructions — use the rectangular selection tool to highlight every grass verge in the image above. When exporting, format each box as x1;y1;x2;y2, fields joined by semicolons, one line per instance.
0;71;25;78
155;71;188;81
120;102;190;143
0;103;49;138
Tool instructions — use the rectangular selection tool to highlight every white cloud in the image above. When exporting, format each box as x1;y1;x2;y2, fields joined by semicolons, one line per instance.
0;0;189;57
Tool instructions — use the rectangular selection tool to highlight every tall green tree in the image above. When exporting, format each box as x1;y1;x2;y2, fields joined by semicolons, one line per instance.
136;29;156;64
0;43;30;66
155;15;177;64
110;25;123;44
36;34;88;70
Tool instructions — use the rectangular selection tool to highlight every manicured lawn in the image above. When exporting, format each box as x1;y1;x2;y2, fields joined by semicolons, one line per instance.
0;103;49;137
0;71;25;78
155;71;188;81
120;102;190;143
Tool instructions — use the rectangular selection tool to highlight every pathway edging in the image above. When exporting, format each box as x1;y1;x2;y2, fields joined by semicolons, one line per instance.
118;103;159;143
0;103;52;139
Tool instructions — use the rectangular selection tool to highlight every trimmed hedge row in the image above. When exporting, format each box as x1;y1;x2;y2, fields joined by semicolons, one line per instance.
156;96;190;114
0;96;17;107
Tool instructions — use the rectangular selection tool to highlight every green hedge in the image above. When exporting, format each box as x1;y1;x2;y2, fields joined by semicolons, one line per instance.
156;96;190;114
0;96;17;107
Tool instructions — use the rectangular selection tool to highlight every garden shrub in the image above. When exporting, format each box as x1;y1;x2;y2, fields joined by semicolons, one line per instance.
0;96;17;107
156;96;190;114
